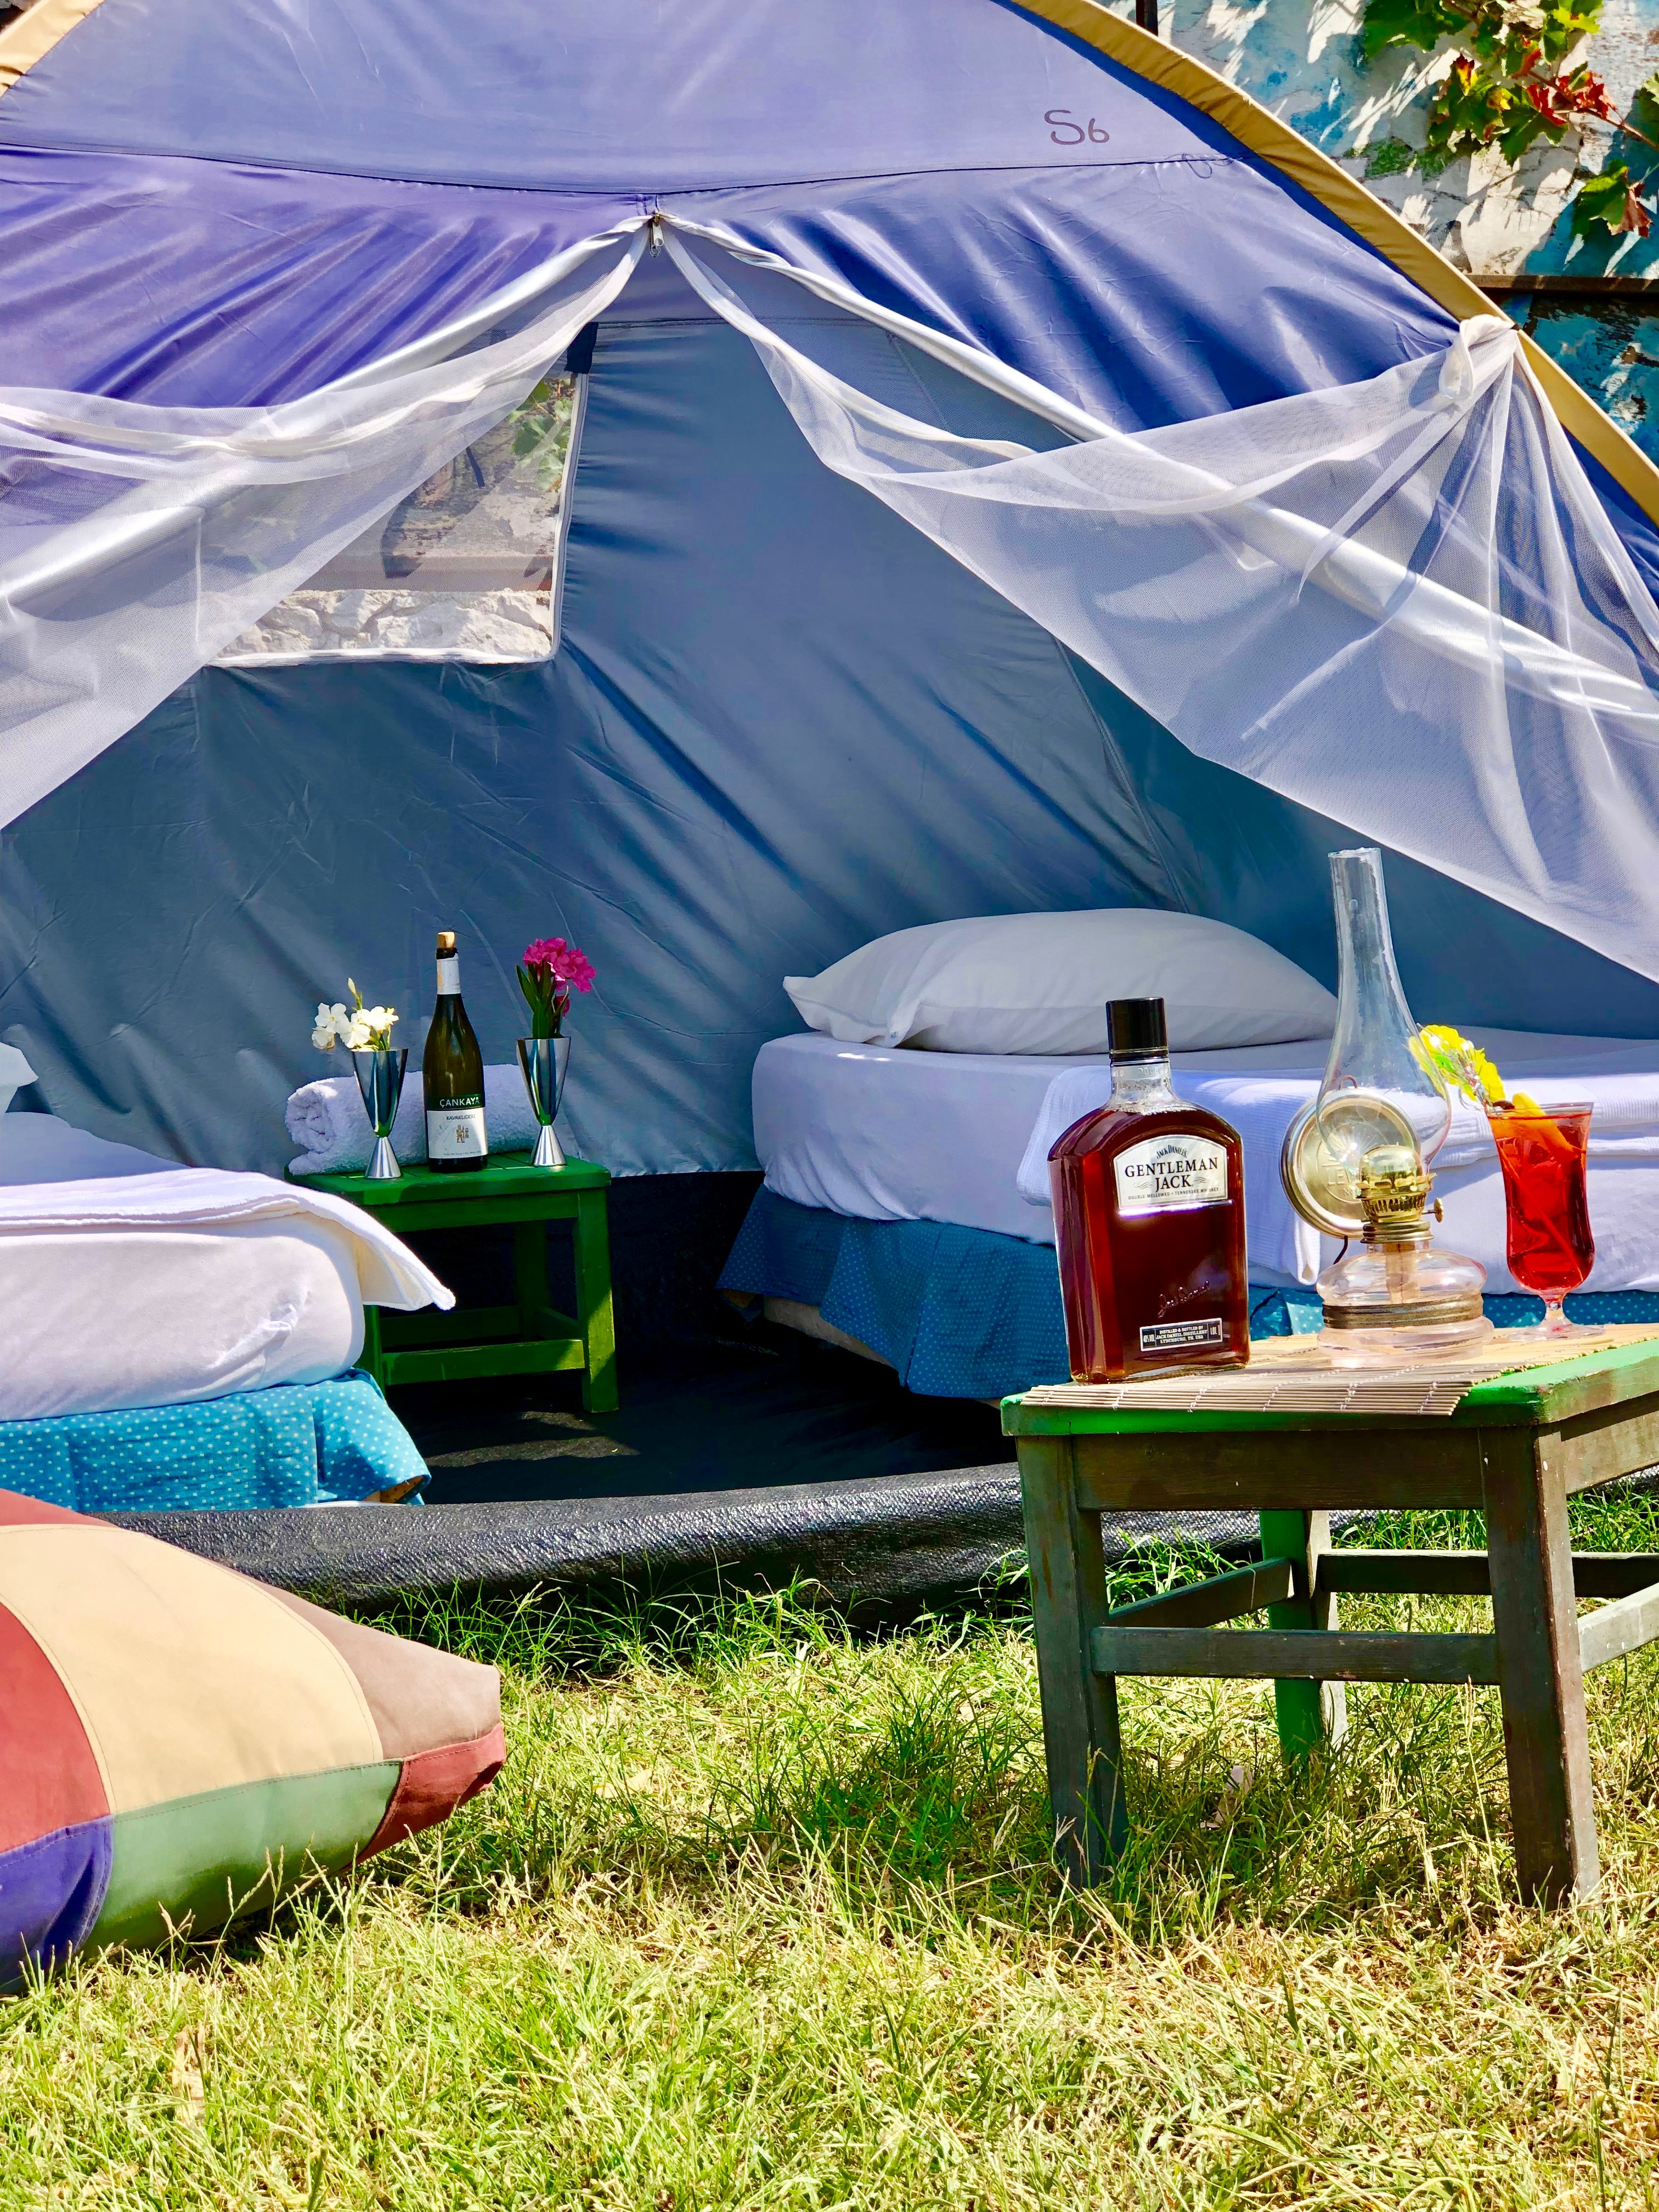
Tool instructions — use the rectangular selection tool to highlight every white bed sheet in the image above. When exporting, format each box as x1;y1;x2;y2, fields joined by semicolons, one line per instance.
0;1114;450;1420
753;1030;1659;1296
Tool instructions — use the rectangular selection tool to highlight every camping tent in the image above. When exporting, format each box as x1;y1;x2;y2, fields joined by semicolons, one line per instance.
5;0;1659;1181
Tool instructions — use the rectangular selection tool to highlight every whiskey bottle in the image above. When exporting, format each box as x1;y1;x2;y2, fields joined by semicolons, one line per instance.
1049;996;1248;1381
423;929;489;1173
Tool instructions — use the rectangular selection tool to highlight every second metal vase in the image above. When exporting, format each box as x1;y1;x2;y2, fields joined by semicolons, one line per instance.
516;1033;571;1169
352;1047;408;1180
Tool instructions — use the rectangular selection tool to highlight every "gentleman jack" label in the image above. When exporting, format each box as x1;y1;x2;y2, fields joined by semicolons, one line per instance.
1113;1133;1228;1216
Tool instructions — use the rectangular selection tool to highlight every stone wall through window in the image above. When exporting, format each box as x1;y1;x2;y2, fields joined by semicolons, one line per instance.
218;372;582;665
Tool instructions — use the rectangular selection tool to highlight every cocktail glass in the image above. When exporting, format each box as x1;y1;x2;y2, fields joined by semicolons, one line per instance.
1488;1102;1594;1335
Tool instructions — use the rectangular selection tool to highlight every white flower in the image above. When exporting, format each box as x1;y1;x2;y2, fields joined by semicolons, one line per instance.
344;1015;375;1052
312;1000;351;1052
364;1007;397;1035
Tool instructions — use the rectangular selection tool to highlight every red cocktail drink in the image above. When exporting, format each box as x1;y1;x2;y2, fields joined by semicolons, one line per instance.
1488;1103;1594;1334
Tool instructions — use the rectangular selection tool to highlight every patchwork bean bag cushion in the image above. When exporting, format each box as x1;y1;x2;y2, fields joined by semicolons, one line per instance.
0;1489;504;1988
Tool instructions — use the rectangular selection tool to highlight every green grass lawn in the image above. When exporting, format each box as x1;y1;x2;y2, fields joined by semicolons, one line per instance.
10;1493;1659;2207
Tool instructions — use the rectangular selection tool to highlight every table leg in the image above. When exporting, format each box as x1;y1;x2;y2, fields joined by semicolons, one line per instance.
573;1189;618;1414
1018;1436;1127;1884
1482;1427;1599;1903
514;1221;550;1334
1260;1509;1348;1763
360;1304;386;1390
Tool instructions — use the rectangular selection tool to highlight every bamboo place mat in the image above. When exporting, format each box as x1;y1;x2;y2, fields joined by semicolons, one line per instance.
1019;1324;1659;1419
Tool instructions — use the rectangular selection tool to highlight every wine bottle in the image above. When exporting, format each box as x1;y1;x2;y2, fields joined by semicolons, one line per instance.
1049;996;1248;1381
423;929;488;1173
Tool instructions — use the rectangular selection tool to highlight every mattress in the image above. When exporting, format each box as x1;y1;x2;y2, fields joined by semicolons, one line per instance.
753;1029;1659;1295
0;1114;449;1420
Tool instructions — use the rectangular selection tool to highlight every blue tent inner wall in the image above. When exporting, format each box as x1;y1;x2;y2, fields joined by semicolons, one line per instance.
7;302;1659;1176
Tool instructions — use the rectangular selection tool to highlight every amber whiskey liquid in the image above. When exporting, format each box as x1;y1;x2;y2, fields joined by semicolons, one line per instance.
1049;998;1249;1383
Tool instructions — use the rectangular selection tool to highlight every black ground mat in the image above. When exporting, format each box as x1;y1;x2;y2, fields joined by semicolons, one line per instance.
102;1468;1278;1610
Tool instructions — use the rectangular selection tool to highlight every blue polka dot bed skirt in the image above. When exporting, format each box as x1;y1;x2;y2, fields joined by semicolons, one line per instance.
0;1369;429;1514
719;1190;1659;1402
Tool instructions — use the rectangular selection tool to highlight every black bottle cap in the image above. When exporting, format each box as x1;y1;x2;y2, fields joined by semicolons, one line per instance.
1107;996;1168;1059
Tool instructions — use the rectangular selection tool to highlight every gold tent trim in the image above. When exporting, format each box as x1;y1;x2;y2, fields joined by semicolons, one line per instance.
1011;0;1659;528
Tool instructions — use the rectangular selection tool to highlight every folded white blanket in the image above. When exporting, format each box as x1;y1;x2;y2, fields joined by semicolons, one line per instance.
286;1062;540;1176
0;1168;454;1312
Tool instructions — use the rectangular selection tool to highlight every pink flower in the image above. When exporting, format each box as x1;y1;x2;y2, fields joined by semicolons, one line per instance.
521;935;595;992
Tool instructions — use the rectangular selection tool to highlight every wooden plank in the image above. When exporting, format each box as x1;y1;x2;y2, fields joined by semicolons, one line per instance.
1318;1551;1659;1599
1573;1554;1659;1598
1068;1427;1488;1513
1579;1582;1659;1672
1260;1508;1346;1757
297;1153;610;1204
1318;1549;1492;1596
1018;1437;1126;1885
1002;1340;1659;1437
1103;1558;1293;1628
379;1338;585;1386
1006;1404;1475;1440
322;1191;589;1233
1463;1344;1659;1427
573;1187;618;1415
1089;1624;1500;1684
380;1304;524;1348
1481;1425;1601;1903
1554;1402;1659;1496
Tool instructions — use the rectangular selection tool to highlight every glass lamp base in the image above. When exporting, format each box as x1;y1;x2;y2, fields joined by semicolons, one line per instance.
1319;1312;1496;1368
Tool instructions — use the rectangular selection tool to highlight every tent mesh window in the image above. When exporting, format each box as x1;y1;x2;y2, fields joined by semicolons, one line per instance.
217;370;584;667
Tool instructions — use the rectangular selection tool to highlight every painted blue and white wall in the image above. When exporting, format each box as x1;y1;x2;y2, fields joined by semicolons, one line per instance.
1134;0;1659;449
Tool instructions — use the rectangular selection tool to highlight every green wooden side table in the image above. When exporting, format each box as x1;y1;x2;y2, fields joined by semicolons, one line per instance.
295;1152;617;1412
1002;1336;1659;1905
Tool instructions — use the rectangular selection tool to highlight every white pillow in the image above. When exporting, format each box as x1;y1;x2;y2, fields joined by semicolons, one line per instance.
0;1042;37;1115
784;910;1336;1055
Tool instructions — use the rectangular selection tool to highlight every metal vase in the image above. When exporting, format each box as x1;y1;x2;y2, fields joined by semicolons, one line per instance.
352;1047;408;1180
517;1033;571;1169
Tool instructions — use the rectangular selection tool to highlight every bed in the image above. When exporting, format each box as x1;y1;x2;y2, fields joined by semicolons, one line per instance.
720;1031;1659;1398
0;1112;450;1510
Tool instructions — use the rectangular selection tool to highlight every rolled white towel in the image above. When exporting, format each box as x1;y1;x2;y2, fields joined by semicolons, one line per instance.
286;1062;541;1176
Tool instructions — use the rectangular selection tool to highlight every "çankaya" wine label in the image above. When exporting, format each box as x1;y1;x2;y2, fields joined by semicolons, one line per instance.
1113;1133;1228;1216
426;1105;487;1161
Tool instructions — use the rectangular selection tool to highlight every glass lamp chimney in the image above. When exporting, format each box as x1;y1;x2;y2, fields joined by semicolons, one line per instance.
1315;847;1451;1181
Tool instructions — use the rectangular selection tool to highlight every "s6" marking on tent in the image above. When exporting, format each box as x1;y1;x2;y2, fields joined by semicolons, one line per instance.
1045;110;1110;145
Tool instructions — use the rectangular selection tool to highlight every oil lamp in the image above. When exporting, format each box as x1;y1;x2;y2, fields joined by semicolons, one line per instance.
1280;848;1493;1365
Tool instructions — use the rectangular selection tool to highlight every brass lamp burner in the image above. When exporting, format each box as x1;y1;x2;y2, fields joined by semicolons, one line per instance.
1355;1143;1442;1242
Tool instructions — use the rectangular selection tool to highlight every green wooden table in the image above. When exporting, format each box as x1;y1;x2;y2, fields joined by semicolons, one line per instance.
296;1152;617;1412
1002;1337;1659;1905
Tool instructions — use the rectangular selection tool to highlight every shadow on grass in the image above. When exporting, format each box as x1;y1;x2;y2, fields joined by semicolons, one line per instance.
345;1550;1543;1953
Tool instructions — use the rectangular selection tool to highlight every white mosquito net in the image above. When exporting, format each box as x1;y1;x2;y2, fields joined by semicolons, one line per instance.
5;208;1659;989
0;224;645;824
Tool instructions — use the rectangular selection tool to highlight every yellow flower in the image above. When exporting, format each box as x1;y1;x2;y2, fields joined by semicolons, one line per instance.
1418;1025;1506;1107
